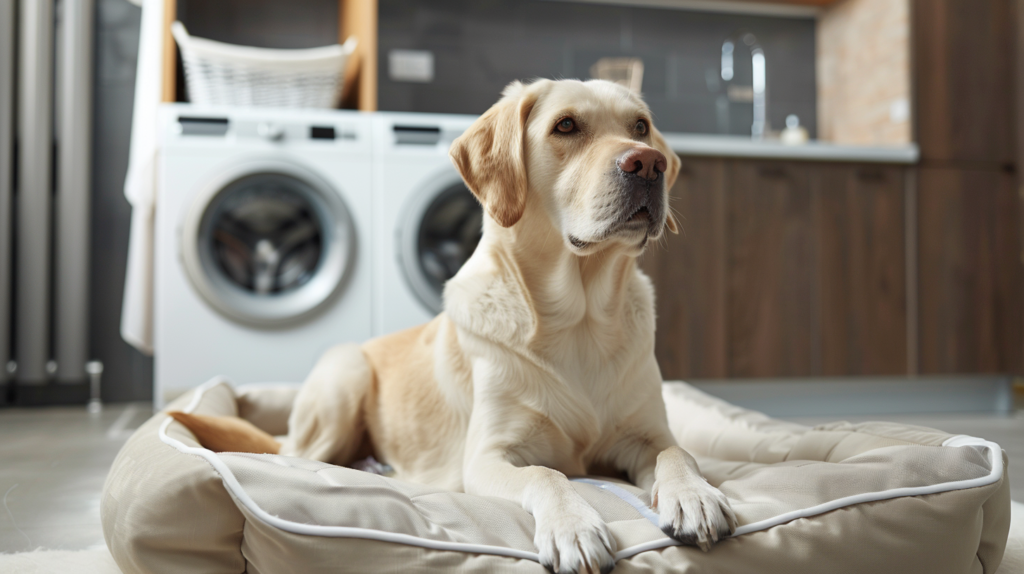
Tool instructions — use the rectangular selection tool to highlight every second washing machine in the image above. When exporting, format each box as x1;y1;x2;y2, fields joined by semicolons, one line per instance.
372;112;481;335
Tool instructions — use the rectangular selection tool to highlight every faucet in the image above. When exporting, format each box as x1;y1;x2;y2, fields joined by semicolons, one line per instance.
721;33;767;139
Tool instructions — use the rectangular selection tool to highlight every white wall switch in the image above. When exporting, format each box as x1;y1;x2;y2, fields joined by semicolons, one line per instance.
389;50;435;83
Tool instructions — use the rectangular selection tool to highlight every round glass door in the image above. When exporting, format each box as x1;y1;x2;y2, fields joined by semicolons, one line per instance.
400;181;482;314
181;161;354;326
203;174;323;295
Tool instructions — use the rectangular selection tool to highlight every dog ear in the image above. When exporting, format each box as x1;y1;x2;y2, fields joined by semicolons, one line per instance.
450;81;539;228
650;124;681;235
665;212;680;234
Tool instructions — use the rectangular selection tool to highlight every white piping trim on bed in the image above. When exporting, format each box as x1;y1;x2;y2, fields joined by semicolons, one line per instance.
159;378;541;562
600;434;1005;561
159;378;1005;565
571;478;662;527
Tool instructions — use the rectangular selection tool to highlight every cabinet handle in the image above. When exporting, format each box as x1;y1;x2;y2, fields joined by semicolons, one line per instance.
758;166;787;178
856;168;886;182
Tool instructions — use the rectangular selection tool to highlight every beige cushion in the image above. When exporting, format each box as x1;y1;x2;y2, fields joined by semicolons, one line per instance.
102;378;1011;573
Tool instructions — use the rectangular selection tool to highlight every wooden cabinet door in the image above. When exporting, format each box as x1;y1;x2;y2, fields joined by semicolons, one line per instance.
641;158;727;380
726;161;814;377
912;0;1016;164
646;159;911;380
918;167;1023;374
813;165;908;375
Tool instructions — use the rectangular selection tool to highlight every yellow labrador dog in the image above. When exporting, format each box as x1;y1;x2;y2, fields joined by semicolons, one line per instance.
174;78;736;574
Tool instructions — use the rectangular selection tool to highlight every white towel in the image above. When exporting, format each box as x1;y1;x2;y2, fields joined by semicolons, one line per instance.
120;0;165;355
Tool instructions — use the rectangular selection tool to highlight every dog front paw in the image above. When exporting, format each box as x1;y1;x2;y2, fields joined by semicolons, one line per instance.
533;502;616;574
652;477;737;552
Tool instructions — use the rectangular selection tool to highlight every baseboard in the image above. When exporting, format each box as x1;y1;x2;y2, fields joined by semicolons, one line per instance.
689;375;1014;418
10;382;91;406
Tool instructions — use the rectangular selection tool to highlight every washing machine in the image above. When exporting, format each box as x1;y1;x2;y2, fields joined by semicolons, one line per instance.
371;112;481;335
155;104;373;405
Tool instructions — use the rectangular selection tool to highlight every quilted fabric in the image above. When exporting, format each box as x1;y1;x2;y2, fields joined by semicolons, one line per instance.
102;379;1011;573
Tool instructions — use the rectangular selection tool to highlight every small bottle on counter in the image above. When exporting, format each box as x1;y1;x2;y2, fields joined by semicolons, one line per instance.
781;114;809;145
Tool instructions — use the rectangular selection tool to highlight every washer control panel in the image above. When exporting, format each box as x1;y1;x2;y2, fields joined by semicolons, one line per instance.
170;109;365;145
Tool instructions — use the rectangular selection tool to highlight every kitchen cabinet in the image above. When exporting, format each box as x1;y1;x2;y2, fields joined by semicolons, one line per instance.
917;167;1022;374
911;0;1023;375
814;165;907;376
643;159;909;380
726;161;814;377
643;158;729;379
645;0;1024;381
912;0;1016;165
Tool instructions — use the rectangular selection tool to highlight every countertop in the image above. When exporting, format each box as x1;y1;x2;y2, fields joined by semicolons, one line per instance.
662;133;920;164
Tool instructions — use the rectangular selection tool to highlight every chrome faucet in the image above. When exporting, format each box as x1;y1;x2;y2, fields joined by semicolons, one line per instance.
721;33;767;139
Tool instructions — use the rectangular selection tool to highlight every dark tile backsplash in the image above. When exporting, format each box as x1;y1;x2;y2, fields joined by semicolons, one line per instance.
378;0;817;137
177;0;339;50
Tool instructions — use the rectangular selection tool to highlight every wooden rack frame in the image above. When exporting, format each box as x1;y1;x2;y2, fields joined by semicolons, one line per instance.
160;0;377;111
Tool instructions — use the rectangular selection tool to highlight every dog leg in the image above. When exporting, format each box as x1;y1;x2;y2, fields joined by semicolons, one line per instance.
279;344;372;466
650;446;737;551
464;454;616;574
611;437;737;552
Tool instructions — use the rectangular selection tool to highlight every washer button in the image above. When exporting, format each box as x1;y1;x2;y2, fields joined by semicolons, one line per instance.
257;122;285;141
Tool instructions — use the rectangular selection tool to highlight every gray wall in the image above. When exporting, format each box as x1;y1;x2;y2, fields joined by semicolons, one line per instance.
378;0;817;137
177;0;338;49
91;0;151;402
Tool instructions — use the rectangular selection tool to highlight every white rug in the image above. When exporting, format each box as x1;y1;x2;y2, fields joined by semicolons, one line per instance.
0;547;121;574
2;502;1022;573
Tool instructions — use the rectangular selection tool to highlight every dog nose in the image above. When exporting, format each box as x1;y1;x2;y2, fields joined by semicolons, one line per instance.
617;147;667;181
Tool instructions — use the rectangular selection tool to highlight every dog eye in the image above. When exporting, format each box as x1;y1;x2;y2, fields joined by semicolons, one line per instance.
555;118;576;134
635;120;648;135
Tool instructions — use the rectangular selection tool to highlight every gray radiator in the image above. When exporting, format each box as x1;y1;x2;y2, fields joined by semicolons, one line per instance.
16;0;55;386
4;0;94;398
0;0;14;393
54;0;94;384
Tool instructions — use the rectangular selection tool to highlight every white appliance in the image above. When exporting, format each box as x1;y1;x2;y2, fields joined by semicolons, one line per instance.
371;112;480;335
155;104;373;404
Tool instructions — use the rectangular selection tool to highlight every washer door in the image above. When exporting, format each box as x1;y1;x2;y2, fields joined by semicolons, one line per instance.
397;171;483;314
181;160;355;327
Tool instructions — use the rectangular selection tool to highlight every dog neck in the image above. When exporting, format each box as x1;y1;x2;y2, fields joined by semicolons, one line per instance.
481;201;641;338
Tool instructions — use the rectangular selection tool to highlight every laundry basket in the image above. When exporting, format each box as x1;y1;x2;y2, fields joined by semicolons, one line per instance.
171;22;357;109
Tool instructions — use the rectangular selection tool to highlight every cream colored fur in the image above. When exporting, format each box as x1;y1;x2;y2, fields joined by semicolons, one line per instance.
280;79;736;574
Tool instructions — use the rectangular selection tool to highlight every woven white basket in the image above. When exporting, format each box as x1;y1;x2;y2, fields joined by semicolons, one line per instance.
171;22;357;109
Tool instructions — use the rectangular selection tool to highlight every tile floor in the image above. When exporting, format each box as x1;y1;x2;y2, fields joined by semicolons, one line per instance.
0;400;1021;553
0;403;152;553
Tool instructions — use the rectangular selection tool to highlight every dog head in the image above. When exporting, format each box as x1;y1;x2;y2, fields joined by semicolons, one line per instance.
450;79;681;255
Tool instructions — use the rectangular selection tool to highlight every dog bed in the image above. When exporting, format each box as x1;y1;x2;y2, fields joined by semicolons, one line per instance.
101;378;1011;573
